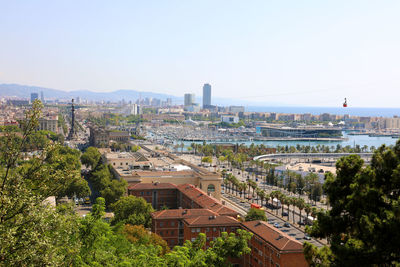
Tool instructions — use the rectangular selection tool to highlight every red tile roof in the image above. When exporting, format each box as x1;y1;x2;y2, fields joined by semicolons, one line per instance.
241;221;304;252
184;215;241;227
176;184;238;217
128;182;177;190
151;208;218;219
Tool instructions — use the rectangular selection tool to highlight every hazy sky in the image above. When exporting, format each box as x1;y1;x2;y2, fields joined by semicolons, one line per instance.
1;1;400;107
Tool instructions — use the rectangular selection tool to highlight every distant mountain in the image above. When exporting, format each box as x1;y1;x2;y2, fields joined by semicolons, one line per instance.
0;83;276;107
0;84;182;103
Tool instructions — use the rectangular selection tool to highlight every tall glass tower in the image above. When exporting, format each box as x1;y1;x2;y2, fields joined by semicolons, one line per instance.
202;83;211;108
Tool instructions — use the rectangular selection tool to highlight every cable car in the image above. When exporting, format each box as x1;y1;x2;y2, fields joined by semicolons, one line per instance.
343;98;347;107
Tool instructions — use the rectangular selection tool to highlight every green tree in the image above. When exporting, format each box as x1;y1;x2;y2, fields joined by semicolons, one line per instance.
306;143;400;266
111;195;154;227
101;179;127;208
0;100;82;266
245;208;267;221
81;146;101;169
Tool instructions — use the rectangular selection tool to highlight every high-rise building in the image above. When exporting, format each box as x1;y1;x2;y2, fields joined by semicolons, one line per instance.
31;92;39;103
40;91;44;102
184;93;195;106
202;83;211;108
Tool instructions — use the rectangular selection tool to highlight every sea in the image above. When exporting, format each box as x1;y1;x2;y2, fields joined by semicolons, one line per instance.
246;106;400;117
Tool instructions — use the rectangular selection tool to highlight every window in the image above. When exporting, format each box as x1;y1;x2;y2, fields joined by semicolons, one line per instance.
191;238;196;242
196;228;200;232
171;230;174;235
160;231;163;235
147;191;151;195
207;184;215;192
120;162;123;165
221;227;226;232
213;227;217;232
160;222;164;227
126;162;128;165
171;222;175;227
140;192;144;196
206;227;210;232
113;163;115;166
191;228;196;233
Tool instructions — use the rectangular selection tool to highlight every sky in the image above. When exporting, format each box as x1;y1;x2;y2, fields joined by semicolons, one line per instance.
1;1;400;107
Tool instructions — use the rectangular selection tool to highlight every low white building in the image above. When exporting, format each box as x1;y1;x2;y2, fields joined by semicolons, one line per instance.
221;115;239;124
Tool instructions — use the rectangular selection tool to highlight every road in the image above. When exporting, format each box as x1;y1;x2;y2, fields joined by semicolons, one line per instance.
222;192;325;248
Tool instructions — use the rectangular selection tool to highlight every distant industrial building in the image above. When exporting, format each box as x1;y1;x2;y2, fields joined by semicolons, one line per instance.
184;93;195;106
40;91;44;103
259;124;342;138
30;93;39;103
202;83;211;108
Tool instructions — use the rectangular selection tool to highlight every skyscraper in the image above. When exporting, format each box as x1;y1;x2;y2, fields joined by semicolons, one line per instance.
30;92;38;103
184;93;195;106
202;83;211;108
40;91;44;102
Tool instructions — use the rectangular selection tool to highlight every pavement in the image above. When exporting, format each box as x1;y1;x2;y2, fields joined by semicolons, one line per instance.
222;192;326;248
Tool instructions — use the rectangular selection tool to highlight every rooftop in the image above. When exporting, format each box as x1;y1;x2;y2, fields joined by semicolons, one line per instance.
177;184;238;217
184;215;241;227
241;220;304;252
151;208;218;219
128;182;177;190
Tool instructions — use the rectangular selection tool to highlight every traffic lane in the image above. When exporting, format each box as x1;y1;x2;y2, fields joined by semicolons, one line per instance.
223;193;323;247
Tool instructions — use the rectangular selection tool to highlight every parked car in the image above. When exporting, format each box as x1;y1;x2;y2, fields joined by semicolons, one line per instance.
298;221;305;226
282;211;289;216
284;222;291;228
273;223;280;228
304;234;312;240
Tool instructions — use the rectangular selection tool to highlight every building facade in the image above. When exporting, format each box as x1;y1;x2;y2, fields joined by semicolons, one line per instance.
202;84;211;108
184;93;195;106
241;221;308;267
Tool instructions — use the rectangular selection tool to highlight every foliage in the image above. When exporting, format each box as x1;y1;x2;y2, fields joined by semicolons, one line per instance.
81;146;101;169
110;195;154;227
0;100;82;266
83;149;127;207
245;208;267;222
123;224;169;255
306;142;400;266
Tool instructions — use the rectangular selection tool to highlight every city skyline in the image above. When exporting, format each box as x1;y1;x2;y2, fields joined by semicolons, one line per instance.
1;1;400;107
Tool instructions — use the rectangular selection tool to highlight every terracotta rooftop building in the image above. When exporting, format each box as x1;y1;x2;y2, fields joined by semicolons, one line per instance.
241;220;308;267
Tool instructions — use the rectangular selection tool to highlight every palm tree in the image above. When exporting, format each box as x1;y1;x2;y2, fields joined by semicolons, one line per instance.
296;198;305;224
279;195;287;218
289;197;297;223
258;190;265;206
239;182;247;199
264;193;270;209
304;204;312;224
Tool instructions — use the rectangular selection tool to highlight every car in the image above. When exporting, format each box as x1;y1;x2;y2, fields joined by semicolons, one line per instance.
298;221;305;226
240;200;246;203
304;234;312;240
282;212;289;216
273;223;282;228
284;222;291;228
